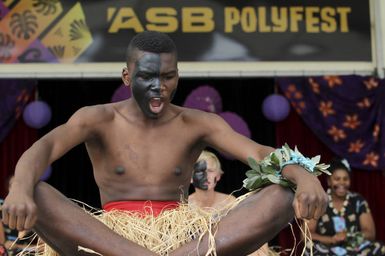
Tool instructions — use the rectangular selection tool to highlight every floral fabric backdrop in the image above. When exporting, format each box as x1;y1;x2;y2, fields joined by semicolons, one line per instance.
0;79;35;143
278;75;385;171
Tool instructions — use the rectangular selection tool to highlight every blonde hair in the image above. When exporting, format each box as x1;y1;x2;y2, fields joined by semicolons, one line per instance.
197;150;224;175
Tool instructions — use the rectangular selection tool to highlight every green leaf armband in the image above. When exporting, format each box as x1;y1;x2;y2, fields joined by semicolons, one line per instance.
243;143;330;191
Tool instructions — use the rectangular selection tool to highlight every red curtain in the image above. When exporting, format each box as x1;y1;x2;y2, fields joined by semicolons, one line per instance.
276;109;385;253
0;119;37;198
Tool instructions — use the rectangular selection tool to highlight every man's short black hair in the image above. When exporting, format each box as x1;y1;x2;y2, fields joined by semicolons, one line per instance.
126;31;177;64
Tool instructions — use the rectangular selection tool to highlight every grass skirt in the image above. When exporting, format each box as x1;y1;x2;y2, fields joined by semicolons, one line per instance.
24;192;285;255
31;195;241;256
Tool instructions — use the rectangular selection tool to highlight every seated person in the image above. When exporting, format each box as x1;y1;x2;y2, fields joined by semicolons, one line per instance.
190;150;276;256
307;158;385;256
2;31;327;256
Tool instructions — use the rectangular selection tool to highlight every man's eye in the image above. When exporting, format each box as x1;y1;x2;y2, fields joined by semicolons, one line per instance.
138;73;151;79
162;74;175;81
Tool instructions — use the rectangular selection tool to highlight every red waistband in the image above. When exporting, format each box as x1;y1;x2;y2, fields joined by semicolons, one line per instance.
102;200;179;217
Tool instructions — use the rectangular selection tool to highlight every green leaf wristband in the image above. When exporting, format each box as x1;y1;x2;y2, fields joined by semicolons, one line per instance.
243;143;330;191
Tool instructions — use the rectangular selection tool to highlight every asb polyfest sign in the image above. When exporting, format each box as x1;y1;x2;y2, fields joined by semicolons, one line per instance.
0;0;372;64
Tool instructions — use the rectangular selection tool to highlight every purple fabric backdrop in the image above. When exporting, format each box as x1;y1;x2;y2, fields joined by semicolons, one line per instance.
278;75;385;171
0;80;36;143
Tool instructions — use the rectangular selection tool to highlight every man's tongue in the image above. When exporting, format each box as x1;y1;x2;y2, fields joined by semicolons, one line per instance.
150;98;163;113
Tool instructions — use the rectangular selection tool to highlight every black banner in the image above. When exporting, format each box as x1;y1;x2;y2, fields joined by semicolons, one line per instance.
0;0;372;64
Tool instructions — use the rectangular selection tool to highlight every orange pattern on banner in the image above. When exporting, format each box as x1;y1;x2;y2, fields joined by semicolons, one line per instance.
41;2;93;63
0;0;62;63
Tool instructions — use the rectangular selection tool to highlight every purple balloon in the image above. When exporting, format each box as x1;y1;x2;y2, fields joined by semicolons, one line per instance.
262;94;290;122
219;112;251;160
23;100;52;129
40;166;52;181
220;111;251;138
183;85;222;113
111;84;131;103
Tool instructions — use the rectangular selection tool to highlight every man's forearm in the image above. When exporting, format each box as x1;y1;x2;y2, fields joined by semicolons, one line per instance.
13;141;52;193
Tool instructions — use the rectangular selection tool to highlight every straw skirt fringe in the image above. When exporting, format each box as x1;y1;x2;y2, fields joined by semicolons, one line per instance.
29;191;282;256
33;193;251;256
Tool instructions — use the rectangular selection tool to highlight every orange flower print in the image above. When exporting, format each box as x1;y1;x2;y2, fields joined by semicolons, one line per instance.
363;152;379;168
357;98;371;109
294;92;303;99
373;124;380;141
308;78;320;94
343;115;361;129
324;76;342;88
292;102;305;114
288;84;296;92
319;101;335;117
15;106;22;119
363;77;378;90
285;84;298;100
16;89;30;103
328;125;346;142
348;140;364;153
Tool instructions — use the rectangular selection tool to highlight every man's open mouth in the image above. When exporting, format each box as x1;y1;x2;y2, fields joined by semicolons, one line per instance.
149;97;164;113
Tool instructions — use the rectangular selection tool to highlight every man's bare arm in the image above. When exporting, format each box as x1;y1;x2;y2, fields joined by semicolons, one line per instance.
2;105;109;230
198;111;328;220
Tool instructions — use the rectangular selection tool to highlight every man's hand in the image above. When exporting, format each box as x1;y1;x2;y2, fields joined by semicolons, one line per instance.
1;187;37;231
283;165;328;220
192;160;208;190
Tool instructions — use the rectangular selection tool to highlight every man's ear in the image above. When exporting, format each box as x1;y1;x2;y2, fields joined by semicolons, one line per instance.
122;67;131;86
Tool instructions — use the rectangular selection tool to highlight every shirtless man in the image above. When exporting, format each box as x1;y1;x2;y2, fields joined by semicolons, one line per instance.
1;31;327;256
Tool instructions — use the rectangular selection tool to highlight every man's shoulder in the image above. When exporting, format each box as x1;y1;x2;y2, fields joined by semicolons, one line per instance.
72;103;116;122
178;106;221;123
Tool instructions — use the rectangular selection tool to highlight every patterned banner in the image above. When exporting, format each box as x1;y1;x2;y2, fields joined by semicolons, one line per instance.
41;2;92;63
0;0;372;63
0;0;63;63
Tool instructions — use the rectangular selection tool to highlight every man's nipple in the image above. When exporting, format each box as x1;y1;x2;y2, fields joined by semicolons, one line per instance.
114;166;125;175
174;167;182;176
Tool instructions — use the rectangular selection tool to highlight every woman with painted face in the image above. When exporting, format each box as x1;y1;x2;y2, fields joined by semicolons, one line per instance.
306;158;385;256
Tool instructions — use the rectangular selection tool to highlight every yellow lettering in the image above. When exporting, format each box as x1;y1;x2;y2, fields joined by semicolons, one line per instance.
290;7;304;32
271;7;288;32
108;7;144;33
241;7;257;32
337;7;351;32
182;7;214;32
224;7;240;33
258;7;271;32
306;7;319;33
146;8;178;32
107;7;116;22
321;7;336;33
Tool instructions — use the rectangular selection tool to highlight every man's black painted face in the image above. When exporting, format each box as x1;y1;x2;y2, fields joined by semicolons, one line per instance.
131;52;178;119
